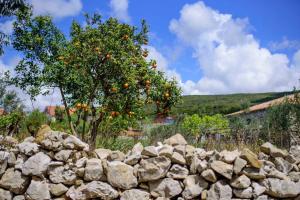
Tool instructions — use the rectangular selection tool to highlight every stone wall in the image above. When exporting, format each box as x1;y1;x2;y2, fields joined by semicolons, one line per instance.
0;131;300;200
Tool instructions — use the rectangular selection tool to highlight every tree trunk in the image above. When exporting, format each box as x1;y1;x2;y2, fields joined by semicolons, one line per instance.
59;87;77;136
89;112;104;150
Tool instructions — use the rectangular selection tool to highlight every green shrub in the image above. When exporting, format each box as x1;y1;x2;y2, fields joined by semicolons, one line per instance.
25;109;48;136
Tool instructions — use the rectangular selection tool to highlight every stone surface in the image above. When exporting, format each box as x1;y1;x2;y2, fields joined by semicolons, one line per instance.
120;189;150;200
230;174;251;189
142;146;158;157
22;152;51;177
163;133;187;146
182;175;208;199
54;150;72;162
25;179;51;200
171;152;186;165
0;168;30;194
261;142;288;158
149;178;182;198
63;135;89;151
219;149;240;164
48;166;77;185
166;164;189;179
83;181;119;199
233;157;247;174
241;148;262;168
138;156;171;182
106;161;138;189
264;178;300;198
233;187;253;198
49;183;68;196
210;160;233;179
201;169;217;183
0;188;12;200
84;158;103;181
17;142;39;156
207;180;232;200
94;148;111;160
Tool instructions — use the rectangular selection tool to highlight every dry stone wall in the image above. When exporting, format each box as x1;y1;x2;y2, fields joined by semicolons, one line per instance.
0;131;300;200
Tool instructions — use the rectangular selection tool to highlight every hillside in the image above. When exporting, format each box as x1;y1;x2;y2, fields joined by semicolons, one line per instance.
145;91;295;117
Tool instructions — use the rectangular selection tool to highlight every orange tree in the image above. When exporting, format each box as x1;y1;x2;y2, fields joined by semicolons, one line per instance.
11;8;181;148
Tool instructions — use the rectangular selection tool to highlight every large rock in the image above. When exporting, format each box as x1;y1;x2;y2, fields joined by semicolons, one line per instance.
274;157;293;174
48;166;77;185
65;185;87;200
264;178;300;198
241;148;262;168
233;157;247;174
39;131;65;151
243;167;266;180
201;169;217;183
219;149;240;164
171;152;186;165
142;146;158;157
230;174;251;189
54;150;72;162
25;179;51;200
106;161;138;189
0;168;30;194
49;183;68;197
261;142;288;158
0;188;12;200
94;148;112;160
167;164;189;179
163;133;187;146
83;181;119;199
207;180;232;200
120;189;150;200
290;145;300;161
22;152;51;177
233;187;253;199
84;158;103;181
210;160;233;179
138;156;171;182
182;175;208;199
17;142;39;156
63;135;89;151
252;181;266;198
149;178;182;198
0;151;9;176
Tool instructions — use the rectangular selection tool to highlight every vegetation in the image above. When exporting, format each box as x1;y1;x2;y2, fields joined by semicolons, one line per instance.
9;7;181;148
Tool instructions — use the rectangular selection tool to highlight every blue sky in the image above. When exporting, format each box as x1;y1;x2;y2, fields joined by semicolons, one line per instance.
1;0;300;108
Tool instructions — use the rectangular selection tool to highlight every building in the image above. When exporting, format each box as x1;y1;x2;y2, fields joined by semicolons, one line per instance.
226;94;295;118
44;106;76;117
0;108;5;116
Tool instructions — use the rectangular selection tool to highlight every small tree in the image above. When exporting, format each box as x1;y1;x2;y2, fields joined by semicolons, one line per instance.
11;8;181;148
182;114;229;141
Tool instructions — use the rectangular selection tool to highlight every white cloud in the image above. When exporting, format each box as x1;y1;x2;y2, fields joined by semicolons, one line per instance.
169;1;300;95
147;46;181;81
0;57;62;110
269;37;300;51
109;0;131;23
0;20;14;35
29;0;82;18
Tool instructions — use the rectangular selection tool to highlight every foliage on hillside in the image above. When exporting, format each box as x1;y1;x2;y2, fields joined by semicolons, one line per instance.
145;91;295;117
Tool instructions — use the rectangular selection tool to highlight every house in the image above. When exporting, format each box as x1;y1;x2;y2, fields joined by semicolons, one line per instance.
0;108;5;116
226;94;295;118
44;106;76;117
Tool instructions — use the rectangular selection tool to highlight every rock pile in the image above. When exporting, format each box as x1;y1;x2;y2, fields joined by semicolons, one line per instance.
0;131;300;200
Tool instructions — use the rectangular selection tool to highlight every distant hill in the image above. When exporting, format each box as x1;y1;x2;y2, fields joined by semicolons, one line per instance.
145;91;295;117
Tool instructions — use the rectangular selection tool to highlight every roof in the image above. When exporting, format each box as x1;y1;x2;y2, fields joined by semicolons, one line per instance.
0;108;5;116
227;94;295;116
44;106;76;117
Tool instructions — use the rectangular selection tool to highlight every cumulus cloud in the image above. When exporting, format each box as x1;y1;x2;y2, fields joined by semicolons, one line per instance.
147;46;181;81
269;37;300;51
29;0;82;18
0;57;62;110
0;20;14;35
169;1;300;94
109;0;131;22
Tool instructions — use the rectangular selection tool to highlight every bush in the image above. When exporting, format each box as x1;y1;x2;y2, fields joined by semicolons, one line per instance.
25;109;48;137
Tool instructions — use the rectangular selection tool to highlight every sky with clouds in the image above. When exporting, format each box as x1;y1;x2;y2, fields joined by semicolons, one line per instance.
0;0;300;110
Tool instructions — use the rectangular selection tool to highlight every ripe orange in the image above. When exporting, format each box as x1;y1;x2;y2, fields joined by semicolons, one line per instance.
111;87;117;92
164;93;170;98
123;83;129;89
123;35;129;40
145;80;151;85
106;54;111;59
76;103;82;108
